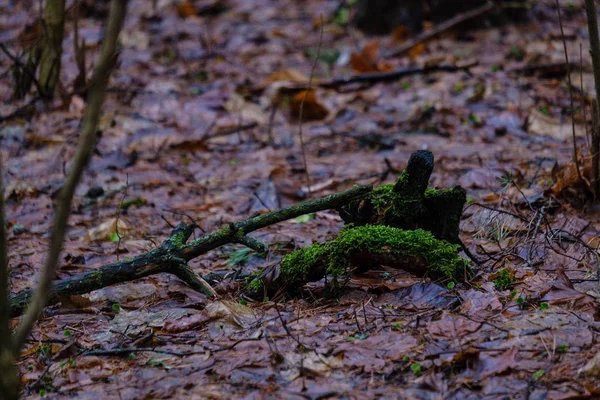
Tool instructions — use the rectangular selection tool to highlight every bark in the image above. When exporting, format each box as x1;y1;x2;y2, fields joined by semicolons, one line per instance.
38;0;66;97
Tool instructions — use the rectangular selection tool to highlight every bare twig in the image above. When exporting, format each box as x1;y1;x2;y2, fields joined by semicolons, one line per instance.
13;0;129;353
556;0;583;186
322;62;477;89
297;17;323;197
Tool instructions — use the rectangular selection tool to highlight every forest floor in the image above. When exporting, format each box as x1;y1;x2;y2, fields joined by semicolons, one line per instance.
2;0;600;398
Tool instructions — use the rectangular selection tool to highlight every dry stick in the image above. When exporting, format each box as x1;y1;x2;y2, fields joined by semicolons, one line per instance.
584;0;600;194
297;18;323;197
8;184;372;318
385;2;494;59
322;62;477;89
12;0;129;354
556;0;583;187
593;100;600;195
580;44;590;150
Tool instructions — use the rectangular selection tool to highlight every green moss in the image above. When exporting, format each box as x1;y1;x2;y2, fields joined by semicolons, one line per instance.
280;225;468;287
329;225;467;280
245;273;264;293
370;183;395;214
280;242;328;285
170;232;187;248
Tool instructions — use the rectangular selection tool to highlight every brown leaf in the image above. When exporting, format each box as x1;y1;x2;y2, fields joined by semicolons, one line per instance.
176;1;198;18
289;89;329;121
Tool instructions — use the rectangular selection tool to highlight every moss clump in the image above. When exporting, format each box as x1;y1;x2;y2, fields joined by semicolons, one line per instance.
330;225;467;279
245;272;264;295
370;183;395;214
280;242;328;286
280;225;468;288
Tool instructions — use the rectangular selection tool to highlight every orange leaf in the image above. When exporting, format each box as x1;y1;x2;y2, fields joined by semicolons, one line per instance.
350;53;377;73
289;89;328;121
176;1;197;18
350;40;381;73
392;25;410;44
407;42;426;58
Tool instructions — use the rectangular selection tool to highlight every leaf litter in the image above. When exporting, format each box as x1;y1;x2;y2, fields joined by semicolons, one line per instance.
2;0;600;398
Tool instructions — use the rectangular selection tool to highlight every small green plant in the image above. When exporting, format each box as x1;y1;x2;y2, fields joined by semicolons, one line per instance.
392;322;403;331
63;329;72;337
447;281;455;289
469;113;482;124
333;6;350;26
532;369;544;380
128;353;136;359
402;81;412;90
402;355;410;362
109;232;121;242
348;333;368;342
59;359;76;368
226;247;256;268
509;289;518;300
454;83;464;93
120;196;147;209
239;299;248;306
410;363;422;376
516;296;525;306
263;296;269;302
509;46;525;61
490;64;500;72
294;213;315;224
557;344;568;353
40;345;51;356
539;106;550;115
539;302;549;311
112;303;121;312
493;269;514;291
498;171;515;189
305;48;339;65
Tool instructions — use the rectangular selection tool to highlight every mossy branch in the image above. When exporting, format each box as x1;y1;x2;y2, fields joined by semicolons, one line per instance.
8;185;372;318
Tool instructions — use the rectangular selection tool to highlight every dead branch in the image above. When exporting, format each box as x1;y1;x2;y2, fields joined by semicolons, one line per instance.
385;2;495;59
321;62;477;89
8;184;372;318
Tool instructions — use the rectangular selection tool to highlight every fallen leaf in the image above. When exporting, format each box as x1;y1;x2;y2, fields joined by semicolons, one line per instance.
83;218;130;243
289;89;329;121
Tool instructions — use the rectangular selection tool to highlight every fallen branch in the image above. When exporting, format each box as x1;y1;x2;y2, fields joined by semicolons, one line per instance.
321;62;477;89
9;184;372;318
385;2;495;59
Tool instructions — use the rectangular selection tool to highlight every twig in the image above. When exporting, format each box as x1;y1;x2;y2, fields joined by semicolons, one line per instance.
385;2;494;59
8;185;373;318
321;62;477;89
13;0;129;354
297;16;323;197
114;175;128;260
556;0;583;187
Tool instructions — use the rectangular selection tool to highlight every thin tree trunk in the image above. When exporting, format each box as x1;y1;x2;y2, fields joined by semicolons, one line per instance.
38;0;66;97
